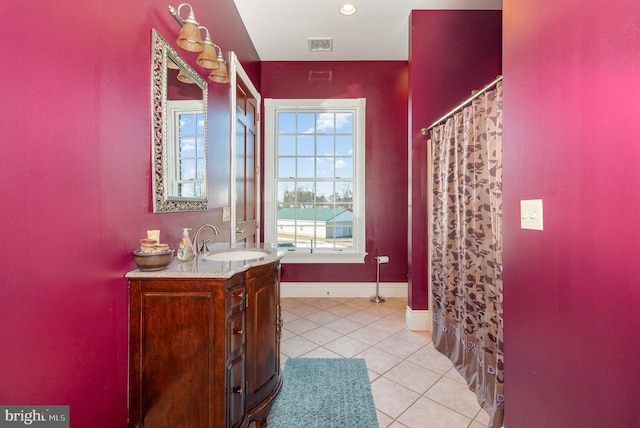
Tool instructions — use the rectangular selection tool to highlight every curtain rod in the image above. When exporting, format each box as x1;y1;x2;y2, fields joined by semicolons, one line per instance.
421;75;503;136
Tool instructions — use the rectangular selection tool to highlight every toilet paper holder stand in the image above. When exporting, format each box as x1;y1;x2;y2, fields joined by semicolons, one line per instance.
371;255;389;303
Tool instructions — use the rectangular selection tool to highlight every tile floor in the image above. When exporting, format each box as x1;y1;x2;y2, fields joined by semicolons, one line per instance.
278;297;490;428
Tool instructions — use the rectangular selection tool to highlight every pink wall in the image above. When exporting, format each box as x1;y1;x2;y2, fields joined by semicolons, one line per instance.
503;0;640;426
9;1;634;425
260;61;409;283
0;0;258;426
408;10;502;310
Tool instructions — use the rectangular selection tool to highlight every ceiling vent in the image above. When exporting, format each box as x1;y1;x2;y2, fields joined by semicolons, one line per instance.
308;38;333;52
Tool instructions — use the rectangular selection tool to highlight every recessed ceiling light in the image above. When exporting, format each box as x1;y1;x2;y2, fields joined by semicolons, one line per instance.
340;4;357;16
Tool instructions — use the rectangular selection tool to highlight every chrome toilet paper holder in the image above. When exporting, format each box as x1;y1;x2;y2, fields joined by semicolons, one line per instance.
370;255;389;303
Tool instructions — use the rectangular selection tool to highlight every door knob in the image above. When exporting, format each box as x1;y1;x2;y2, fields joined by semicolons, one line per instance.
235;227;246;234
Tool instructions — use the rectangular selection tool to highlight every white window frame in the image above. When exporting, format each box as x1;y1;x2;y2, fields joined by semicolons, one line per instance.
264;98;367;264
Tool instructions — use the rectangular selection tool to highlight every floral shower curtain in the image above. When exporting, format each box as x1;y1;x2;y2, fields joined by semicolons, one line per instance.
430;82;504;428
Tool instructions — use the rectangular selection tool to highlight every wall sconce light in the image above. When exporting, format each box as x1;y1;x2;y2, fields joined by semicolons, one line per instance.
196;26;220;70
168;3;229;84
169;3;204;52
208;46;229;84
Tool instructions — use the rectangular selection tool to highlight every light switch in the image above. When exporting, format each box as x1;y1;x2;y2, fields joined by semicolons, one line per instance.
520;199;543;230
222;206;231;222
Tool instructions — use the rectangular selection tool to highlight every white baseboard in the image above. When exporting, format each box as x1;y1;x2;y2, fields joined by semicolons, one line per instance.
280;282;408;299
405;306;431;331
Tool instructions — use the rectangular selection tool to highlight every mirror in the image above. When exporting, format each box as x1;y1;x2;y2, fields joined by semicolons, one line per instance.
151;29;208;213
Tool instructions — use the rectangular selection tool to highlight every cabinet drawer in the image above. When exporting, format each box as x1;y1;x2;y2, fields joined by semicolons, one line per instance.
227;284;246;312
227;310;245;358
227;355;245;428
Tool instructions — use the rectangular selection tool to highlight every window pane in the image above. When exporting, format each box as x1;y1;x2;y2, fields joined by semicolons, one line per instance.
278;135;296;155
335;157;353;178
316;157;334;178
334;204;354;248
196;135;205;156
335;182;353;202
335;113;353;133
297;113;315;133
336;135;352;156
278;112;296;133
336;203;354;213
278;157;295;178
296;182;315;207
297;158;315;178
277;182;295;208
297;135;315;156
180;159;196;180
295;237;313;249
276;224;296;246
179;114;196;134
196;113;205;133
316;182;334;201
317;135;334;155
316;112;334;134
179;182;194;197
196;159;205;179
180;136;196;157
195;183;205;198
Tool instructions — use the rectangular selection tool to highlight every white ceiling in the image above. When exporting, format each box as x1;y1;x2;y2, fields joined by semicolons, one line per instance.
231;0;502;61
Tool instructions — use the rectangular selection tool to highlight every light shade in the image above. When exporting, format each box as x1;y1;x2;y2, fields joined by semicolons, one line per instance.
209;48;229;83
177;69;195;84
166;58;180;70
209;61;229;83
176;4;203;52
196;27;221;70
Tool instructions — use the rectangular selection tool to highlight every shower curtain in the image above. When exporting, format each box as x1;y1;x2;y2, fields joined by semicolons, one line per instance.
430;82;503;428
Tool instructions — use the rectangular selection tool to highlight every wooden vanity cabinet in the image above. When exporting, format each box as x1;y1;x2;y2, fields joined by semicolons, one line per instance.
127;260;282;428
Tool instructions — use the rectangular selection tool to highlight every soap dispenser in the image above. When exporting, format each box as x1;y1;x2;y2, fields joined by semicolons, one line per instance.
177;228;195;261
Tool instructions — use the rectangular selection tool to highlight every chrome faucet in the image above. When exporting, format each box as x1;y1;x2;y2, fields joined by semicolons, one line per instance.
193;224;220;254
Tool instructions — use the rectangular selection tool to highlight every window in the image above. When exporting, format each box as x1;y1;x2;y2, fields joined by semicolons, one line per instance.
167;100;206;199
264;98;366;263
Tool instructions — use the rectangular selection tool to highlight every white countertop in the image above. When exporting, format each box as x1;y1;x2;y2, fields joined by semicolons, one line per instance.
126;242;283;279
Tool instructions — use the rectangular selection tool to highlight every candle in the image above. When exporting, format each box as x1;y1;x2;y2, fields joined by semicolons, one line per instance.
147;230;160;243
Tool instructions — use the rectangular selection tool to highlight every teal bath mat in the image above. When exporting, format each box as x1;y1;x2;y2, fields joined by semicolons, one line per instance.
268;358;379;428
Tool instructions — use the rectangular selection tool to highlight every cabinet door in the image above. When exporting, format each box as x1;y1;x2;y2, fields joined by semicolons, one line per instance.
245;263;280;410
133;290;216;428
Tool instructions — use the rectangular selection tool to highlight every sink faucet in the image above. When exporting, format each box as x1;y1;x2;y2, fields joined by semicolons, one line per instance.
193;224;220;254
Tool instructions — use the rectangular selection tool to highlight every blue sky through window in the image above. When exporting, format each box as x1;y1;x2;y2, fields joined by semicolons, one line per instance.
277;111;354;179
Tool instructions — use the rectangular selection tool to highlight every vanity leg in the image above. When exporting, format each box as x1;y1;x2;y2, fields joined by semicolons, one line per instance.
254;418;268;428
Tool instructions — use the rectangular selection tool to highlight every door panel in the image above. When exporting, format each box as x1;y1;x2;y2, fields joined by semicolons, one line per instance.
234;77;259;243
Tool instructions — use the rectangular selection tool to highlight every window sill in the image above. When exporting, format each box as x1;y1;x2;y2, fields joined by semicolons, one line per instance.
279;252;367;264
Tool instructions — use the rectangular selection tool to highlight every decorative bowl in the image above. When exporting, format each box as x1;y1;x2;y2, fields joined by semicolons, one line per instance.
133;249;174;271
